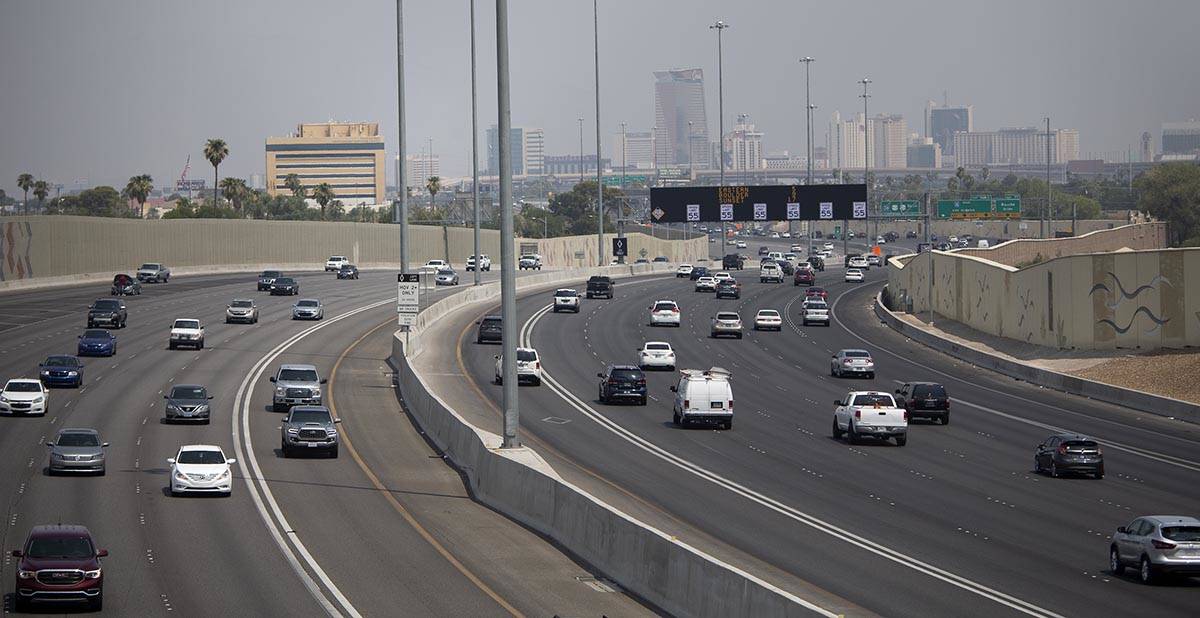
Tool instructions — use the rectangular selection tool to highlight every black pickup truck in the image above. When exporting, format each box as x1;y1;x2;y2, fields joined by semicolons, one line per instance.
586;276;614;299
87;298;128;329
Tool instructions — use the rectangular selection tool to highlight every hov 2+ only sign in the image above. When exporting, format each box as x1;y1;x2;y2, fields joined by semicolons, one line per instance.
397;273;420;326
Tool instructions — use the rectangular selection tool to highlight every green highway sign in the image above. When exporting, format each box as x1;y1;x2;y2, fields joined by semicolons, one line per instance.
603;175;648;187
936;197;1022;220
880;200;921;217
995;197;1022;217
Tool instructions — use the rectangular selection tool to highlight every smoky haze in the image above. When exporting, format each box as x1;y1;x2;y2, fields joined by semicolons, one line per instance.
2;0;1197;195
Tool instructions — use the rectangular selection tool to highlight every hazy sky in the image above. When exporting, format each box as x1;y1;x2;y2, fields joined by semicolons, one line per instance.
2;0;1198;196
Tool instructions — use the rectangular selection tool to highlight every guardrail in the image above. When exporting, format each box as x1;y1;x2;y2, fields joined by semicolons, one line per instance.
391;264;832;618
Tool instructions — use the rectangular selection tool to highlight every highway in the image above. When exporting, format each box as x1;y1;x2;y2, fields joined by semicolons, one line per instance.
0;269;649;616
456;239;1200;617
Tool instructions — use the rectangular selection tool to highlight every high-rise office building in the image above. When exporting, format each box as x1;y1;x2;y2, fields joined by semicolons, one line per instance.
485;126;545;176
926;103;973;155
611;131;655;169
265;122;386;205
906;138;942;169
952;127;1080;166
1141;131;1154;162
404;154;440;188
873;114;907;168
654;69;710;169
1162;121;1200;155
827;111;871;171
723;117;764;171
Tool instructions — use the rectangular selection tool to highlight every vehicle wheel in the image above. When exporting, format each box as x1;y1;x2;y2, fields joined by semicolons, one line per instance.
532;377;541;386
1034;457;1043;474
723;419;733;430
1050;461;1059;478
226;319;232;324
198;340;204;349
736;333;743;339
941;412;950;425
866;372;875;379
895;434;907;446
330;445;339;458
169;342;176;350
1140;556;1156;585
254;316;259;324
1110;547;1125;575
832;418;844;439
89;590;103;611
98;465;106;476
639;397;647;406
847;422;859;444
495;375;502;385
15;594;30;612
1094;467;1105;480
282;444;291;458
598;388;605;404
830;365;836;377
673;412;681;425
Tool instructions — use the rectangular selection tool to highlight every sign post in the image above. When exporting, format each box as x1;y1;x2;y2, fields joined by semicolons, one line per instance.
611;237;628;259
397;273;420;328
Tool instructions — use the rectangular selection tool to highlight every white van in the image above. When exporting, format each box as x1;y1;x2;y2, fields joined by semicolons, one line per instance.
671;367;733;429
977;239;990;248
767;251;784;262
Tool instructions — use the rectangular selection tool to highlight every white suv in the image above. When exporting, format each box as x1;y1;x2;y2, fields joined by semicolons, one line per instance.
801;300;830;326
168;319;205;350
325;255;349;272
495;348;542;385
649;300;681;327
553;288;580;313
638;341;676;370
466;254;491;272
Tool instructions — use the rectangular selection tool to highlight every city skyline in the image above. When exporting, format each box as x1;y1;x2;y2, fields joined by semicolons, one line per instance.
2;0;1198;195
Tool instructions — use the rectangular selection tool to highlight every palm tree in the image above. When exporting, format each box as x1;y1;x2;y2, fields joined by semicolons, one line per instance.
219;177;248;215
32;180;49;212
124;174;154;218
425;176;441;212
17;173;34;215
203;139;229;206
311;183;334;219
283;173;306;198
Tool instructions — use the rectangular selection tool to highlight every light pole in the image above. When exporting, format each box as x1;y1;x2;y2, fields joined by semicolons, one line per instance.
710;20;729;257
802;55;815;256
469;0;481;285
577;117;585;186
495;0;518;448
687;120;694;181
859;77;872;245
593;0;603;266
651;125;657;183
395;0;409;274
620;121;627;189
530;215;547;238
1045;116;1052;239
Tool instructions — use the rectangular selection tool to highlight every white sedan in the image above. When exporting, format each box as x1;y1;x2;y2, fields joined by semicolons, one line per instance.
649;300;681;327
735;240;748;249
494;347;542;385
694;276;717;292
823;242;834;251
421;259;448;273
845;268;865;282
676;264;694;278
712;271;734;283
168;445;235;496
638;341;676;370
0;379;47;416
753;309;783;331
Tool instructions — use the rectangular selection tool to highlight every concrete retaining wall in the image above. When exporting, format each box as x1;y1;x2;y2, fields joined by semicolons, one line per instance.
953;222;1167;266
782;217;1126;241
887;223;1200;350
873;291;1199;424
0;216;707;291
391;265;827;618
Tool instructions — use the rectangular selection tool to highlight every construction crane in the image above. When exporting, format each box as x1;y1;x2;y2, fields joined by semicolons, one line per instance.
175;155;192;193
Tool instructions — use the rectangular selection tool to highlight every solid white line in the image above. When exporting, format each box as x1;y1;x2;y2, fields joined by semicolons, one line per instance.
233;299;389;617
523;302;1063;618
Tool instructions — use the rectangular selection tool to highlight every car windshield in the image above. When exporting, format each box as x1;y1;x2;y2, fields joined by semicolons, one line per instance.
232;300;253;308
140;263;160;270
261;271;281;278
805;302;829;310
43;356;76;367
93;300;120;310
716;313;739;320
170;386;206;399
516;350;538;362
845;351;871;358
610;369;643;381
653;302;676;311
82;330;108;339
1161;526;1200;542
297;300;319;307
808;288;825;294
852;394;895;406
177;450;225;465
645;343;671;351
913;385;947;398
27;536;94;559
279;369;319;382
275;278;295;285
340;265;355;270
758;310;779;317
694;268;708;274
555;290;577;297
438;269;455;275
174;320;200;329
6;382;41;392
328;256;345;261
289;409;332;424
57;433;100;447
482;318;502;326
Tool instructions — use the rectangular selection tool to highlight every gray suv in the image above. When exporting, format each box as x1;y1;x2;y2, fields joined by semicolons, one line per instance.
279;405;341;457
1110;515;1200;584
163;384;213;424
270;364;325;412
46;428;109;475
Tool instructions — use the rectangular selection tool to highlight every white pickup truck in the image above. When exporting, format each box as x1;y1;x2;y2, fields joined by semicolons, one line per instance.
832;391;908;446
168;318;205;350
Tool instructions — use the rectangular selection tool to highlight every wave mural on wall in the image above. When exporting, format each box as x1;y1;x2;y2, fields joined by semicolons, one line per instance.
1089;271;1171;336
1;221;34;281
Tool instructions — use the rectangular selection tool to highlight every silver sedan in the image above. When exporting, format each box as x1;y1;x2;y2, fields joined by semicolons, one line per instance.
291;298;324;320
47;428;108;475
436;268;460;286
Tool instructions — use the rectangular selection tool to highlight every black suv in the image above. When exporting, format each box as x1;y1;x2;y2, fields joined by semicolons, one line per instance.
258;270;282;291
1034;434;1104;479
807;256;825;271
884;231;899;242
597;365;647;405
715;280;740;299
777;260;795;276
722;254;744;270
689;266;710;281
476;315;502;343
586;276;614;299
87;299;127;329
895;382;950;424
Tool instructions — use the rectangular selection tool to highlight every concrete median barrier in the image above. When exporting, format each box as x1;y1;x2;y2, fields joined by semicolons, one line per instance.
392;264;833;618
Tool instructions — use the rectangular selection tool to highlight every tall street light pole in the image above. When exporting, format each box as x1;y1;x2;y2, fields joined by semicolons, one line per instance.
495;0;519;448
687;120;694;182
859;77;872;246
577;117;585;187
801;56;814;255
710;20;729;257
396;0;409;274
593;0;603;266
1045;116;1052;239
469;0;481;285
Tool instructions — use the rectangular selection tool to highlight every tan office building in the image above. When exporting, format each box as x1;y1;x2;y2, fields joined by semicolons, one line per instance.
266;122;386;205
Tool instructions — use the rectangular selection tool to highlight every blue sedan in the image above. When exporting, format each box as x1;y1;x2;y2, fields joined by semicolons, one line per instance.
77;329;116;357
39;355;84;387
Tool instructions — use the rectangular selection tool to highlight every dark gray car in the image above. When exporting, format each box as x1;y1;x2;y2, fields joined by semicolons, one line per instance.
164;384;213;424
46;428;108;475
279;405;340;457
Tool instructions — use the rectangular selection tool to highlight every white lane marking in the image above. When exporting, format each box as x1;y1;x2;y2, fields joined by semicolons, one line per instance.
828;292;1200;473
233;300;389;618
523;302;1063;618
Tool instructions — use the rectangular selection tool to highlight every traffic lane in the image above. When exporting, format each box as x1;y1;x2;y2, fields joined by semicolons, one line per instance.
527;274;1200;616
463;282;989;618
1;272;375;616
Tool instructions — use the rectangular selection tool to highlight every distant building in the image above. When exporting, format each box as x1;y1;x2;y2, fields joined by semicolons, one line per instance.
906;138;942;168
952;127;1080;166
926;103;973;155
827;111;871;170
654;69;711;169
611;131;655;169
762;151;806;170
404;154;440;188
249;173;265;190
1140;131;1154;162
873;114;907;168
1162;120;1200;155
265;122;386;205
486;126;545;176
723;117;764;171
543;155;610;176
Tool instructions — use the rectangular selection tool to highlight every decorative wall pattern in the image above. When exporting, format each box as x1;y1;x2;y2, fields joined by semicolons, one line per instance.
1;221;34;281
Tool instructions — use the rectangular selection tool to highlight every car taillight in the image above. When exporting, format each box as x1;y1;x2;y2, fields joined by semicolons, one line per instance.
683;399;689;408
1057;444;1068;456
672;307;679;313
903;410;910;421
534;362;540;369
854;409;861;419
728;400;734;408
843;359;853;365
909;399;916;406
1152;539;1177;550
945;399;950;409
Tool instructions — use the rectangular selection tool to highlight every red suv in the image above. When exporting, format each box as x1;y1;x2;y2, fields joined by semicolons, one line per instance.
11;524;107;611
794;269;815;286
